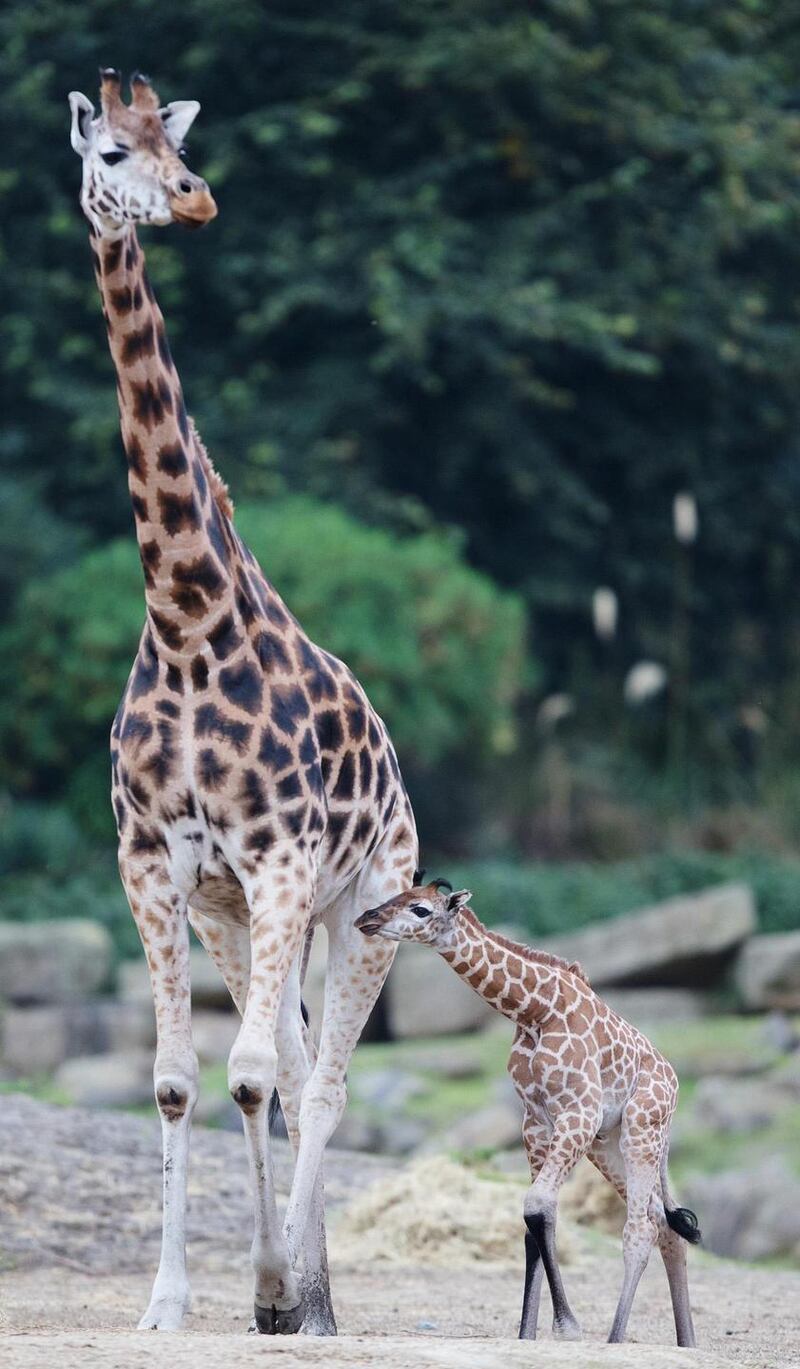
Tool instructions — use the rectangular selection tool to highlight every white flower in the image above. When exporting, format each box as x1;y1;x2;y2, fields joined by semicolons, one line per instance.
673;491;699;545
592;586;618;641
537;693;575;730
624;662;668;705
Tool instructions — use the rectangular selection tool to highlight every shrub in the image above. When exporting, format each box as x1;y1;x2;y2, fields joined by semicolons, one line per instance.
440;850;800;937
0;496;526;838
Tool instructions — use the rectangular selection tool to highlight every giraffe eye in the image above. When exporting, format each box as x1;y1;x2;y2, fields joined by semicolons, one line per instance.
410;904;431;918
178;146;188;160
101;150;128;166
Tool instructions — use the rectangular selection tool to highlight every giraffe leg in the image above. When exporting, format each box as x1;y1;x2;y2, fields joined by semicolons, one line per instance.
187;905;250;1013
274;952;336;1335
518;1114;551;1340
607;1106;662;1344
281;846;414;1282
658;1212;696;1347
189;905;336;1333
507;1032;550;1341
226;860;314;1336
121;859;198;1333
523;1111;596;1341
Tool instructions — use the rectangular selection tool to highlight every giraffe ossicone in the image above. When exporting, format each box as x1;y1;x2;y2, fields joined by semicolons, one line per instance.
356;881;700;1347
68;69;418;1337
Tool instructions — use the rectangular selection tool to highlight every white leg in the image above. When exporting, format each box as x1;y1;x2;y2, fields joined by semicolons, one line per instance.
227;861;312;1334
275;955;336;1335
121;861;198;1332
607;1117;662;1344
518;1123;552;1339
282;844;415;1274
190;903;335;1332
188;905;250;1014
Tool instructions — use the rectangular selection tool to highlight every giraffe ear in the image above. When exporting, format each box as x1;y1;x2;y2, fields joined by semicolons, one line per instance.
159;100;201;150
69;91;95;155
447;889;471;913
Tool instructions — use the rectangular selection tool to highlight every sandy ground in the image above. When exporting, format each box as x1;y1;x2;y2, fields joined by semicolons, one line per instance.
1;1095;799;1369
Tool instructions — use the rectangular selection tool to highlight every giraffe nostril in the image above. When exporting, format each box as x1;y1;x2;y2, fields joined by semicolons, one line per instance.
178;179;194;195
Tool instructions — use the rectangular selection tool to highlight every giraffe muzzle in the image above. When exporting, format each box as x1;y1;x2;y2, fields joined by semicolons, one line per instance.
170;184;218;228
354;910;383;936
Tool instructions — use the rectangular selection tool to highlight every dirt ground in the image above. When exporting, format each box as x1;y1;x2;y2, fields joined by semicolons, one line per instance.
1;1096;798;1369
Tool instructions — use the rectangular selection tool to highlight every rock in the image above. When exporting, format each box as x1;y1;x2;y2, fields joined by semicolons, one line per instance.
352;1068;427;1110
762;1010;800;1053
118;947;233;1011
54;1050;154;1108
601;987;709;1025
683;1162;800;1260
192;1010;241;1065
330;1111;385;1153
691;1075;787;1135
1;1000;154;1075
425;1101;521;1154
769;1050;800;1100
540;883;756;988
193;1092;242;1130
734;931;800;1011
400;1043;484;1080
385;941;495;1039
0;920;113;1005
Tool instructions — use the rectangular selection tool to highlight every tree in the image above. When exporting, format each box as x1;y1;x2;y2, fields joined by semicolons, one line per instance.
0;495;526;838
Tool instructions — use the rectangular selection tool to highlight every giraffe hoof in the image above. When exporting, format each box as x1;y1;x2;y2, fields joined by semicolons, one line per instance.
553;1315;582;1341
250;1300;306;1335
300;1309;338;1337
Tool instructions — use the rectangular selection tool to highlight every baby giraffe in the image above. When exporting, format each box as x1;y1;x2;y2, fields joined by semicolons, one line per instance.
355;877;700;1346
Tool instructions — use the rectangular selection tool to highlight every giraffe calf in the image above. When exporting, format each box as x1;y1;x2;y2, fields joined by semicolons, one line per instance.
355;877;701;1347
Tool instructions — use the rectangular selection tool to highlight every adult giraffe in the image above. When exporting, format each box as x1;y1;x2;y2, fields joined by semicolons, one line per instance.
68;69;418;1336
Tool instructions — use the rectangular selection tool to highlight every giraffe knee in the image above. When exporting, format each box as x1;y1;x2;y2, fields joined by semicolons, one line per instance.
228;1040;278;1114
155;1072;197;1123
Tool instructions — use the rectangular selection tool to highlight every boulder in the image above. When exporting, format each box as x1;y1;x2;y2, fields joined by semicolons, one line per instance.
118;946;233;1011
683;1162;800;1260
1;1000;154;1075
400;1043;484;1080
54;1050;154;1108
351;1068;427;1111
192;1010;241;1065
691;1075;787;1135
734;931;800;1011
540;883;756;988
422;1100;521;1154
0;920;112;1005
602;987;709;1025
385;940;496;1039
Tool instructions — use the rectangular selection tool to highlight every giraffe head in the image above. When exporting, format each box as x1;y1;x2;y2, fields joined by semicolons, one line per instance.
355;876;472;949
68;69;217;232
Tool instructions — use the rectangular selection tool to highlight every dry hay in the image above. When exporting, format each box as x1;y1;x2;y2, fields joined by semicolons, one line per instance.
561;1159;625;1234
330;1154;576;1268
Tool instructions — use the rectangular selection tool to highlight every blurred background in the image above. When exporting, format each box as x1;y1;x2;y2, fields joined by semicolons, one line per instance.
2;0;800;1273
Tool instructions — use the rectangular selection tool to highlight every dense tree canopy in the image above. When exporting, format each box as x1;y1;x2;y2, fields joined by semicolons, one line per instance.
2;0;800;885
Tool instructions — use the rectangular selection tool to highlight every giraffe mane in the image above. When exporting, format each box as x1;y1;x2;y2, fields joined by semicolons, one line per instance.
459;907;591;987
188;418;234;520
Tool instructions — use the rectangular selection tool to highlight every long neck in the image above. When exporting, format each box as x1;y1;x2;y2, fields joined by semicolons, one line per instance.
440;911;560;1026
91;224;234;657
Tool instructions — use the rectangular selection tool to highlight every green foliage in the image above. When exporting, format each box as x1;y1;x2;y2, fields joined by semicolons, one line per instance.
0;496;525;836
3;0;800;757
0;798;138;957
2;1;800;883
444;849;800;936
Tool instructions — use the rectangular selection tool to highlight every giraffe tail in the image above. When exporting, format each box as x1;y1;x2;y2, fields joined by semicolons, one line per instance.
660;1147;702;1244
